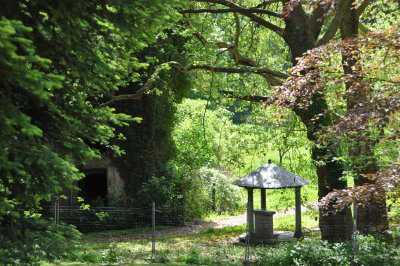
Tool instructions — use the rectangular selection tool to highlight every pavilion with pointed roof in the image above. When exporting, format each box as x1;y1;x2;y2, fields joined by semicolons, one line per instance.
233;160;310;242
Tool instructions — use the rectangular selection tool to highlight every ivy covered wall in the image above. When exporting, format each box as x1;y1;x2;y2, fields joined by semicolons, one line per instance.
111;32;191;206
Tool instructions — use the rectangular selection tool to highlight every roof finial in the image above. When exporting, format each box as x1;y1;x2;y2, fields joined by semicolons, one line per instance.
268;159;272;164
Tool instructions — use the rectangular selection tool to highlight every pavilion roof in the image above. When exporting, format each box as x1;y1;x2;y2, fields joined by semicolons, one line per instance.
233;162;310;189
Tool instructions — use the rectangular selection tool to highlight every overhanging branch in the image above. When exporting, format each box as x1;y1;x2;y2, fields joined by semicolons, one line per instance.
315;0;352;47
100;61;288;106
182;16;287;85
179;8;282;18
100;64;166;106
168;61;289;79
194;0;285;37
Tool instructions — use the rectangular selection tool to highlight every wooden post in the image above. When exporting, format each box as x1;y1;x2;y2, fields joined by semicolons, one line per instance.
294;187;302;238
261;189;266;210
247;188;254;239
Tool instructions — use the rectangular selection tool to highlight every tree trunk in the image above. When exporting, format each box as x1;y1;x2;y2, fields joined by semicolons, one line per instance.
284;1;352;241
293;97;353;241
313;146;353;240
340;4;388;234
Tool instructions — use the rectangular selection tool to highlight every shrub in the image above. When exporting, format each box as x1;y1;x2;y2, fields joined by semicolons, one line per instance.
137;176;177;206
180;167;244;218
0;218;80;265
255;243;294;266
197;168;243;214
290;239;350;266
356;235;399;265
255;236;399;266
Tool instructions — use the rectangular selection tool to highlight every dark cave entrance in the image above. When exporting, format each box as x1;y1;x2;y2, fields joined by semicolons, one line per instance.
79;169;107;206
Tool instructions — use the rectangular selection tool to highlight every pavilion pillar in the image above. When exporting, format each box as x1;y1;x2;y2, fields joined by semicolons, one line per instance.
247;188;255;238
294;187;303;238
261;189;266;210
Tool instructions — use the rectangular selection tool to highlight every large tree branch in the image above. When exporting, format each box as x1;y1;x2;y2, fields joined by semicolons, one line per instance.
356;0;372;18
179;8;282;17
101;61;288;106
183;14;286;85
100;64;167;106
233;13;240;48
311;3;331;39
315;0;352;47
194;0;285;37
168;61;289;79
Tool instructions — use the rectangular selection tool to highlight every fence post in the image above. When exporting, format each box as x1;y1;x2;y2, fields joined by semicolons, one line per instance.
57;201;59;224
352;203;358;262
151;202;156;259
244;201;251;264
54;201;59;225
177;195;184;225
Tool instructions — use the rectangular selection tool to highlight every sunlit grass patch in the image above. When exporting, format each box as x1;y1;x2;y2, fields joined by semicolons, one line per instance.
274;212;319;231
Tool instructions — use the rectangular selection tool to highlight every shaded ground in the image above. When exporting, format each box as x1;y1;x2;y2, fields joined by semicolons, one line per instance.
83;221;224;243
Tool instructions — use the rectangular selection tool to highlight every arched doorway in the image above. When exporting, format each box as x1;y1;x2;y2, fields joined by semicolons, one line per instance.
79;169;107;206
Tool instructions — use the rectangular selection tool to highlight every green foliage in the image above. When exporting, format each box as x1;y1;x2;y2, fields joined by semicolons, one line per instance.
355;235;399;265
101;243;120;264
111;30;192;201
256;236;400;266
0;218;80;265
153;249;171;263
290;239;350;266
0;0;184;263
197;167;243;213
180;167;243;218
170;98;246;217
95;211;110;222
173;98;235;169
56;223;399;265
137;176;177;206
171;98;316;218
181;249;205;265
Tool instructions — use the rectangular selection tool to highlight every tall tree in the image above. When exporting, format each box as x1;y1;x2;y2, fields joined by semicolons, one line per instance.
0;0;179;263
141;0;397;240
339;1;387;233
174;0;357;240
301;25;399;233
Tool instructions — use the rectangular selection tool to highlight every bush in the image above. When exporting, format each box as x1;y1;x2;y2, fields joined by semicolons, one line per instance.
137;176;177;206
290;239;350;266
356;235;399;265
255;243;294;266
178;167;244;218
0;217;80;265
255;236;399;266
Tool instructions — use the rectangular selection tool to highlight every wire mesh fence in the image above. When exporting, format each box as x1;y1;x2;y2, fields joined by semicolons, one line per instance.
41;201;185;232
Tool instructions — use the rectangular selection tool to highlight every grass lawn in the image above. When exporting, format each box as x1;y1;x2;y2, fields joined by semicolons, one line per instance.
48;211;322;265
54;225;248;265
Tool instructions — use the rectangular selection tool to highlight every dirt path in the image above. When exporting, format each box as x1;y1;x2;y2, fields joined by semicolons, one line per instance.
84;202;318;243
